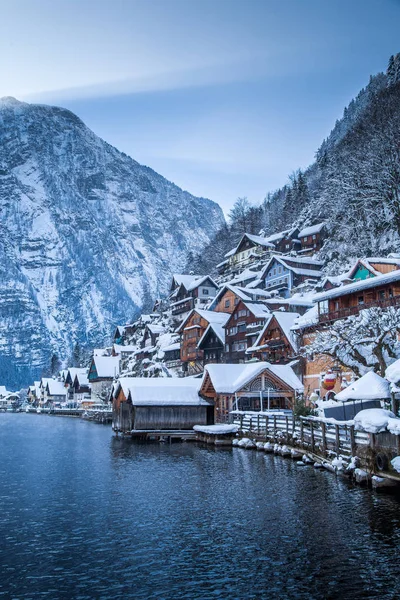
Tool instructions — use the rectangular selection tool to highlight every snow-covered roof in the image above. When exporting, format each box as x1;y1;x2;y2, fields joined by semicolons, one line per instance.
118;377;210;406
298;222;325;238
186;275;218;292
242;302;271;319
335;371;391;401
264;229;290;243
228;268;261;285
250;311;300;352
291;305;319;330
385;359;400;384
197;314;230;348
172;274;203;289
93;355;120;378
178;308;231;332
225;233;275;259
147;324;165;335
209;284;253;310
315;269;400;302
202;362;303;394
74;371;89;386
162;342;181;352
261;255;323;280
113;344;137;354
46;380;67;396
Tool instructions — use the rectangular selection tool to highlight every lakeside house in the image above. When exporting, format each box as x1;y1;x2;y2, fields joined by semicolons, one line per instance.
88;355;120;400
223;300;271;362
247;311;300;364
199;362;304;422
112;377;214;433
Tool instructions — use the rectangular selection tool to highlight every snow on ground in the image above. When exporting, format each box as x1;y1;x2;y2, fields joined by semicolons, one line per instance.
353;408;396;434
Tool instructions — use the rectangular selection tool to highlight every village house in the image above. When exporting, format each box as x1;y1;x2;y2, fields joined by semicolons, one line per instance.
161;342;181;368
178;309;230;375
264;228;301;254
197;318;227;366
72;371;91;406
261;255;323;298
199;362;304;422
112;377;214;433
113;322;138;345
219;233;275;277
170;275;219;319
27;381;41;405
41;379;67;406
298;222;326;253
209;284;271;314
223;300;271;363
88;355;120;401
247;311;300;364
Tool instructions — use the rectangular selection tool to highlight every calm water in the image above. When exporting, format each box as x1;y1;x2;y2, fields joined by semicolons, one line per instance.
1;414;400;599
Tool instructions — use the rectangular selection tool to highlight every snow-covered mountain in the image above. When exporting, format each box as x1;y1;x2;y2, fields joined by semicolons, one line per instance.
0;97;224;387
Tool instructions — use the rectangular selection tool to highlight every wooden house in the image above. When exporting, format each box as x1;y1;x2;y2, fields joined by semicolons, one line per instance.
72;371;91;405
44;379;67;405
209;284;271;314
197;321;227;366
223;233;275;274
223;300;271;363
199;362;304;422
178;309;230;374
141;324;165;350
112;377;214;433
264;228;300;254
261;255;323;298
314;269;400;325
88;355;120;400
169;274;218;318
298;223;326;253
247;311;300;364
113;323;137;345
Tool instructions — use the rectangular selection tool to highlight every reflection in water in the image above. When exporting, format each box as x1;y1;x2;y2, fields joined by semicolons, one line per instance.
1;414;400;599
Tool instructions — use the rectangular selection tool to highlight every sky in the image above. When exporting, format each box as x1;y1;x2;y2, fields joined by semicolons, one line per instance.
1;0;400;214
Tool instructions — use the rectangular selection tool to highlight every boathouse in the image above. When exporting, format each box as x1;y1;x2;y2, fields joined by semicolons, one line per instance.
199;362;304;422
112;377;214;433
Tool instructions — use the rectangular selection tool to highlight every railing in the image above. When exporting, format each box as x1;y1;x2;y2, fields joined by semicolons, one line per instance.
231;412;370;457
320;294;400;323
171;298;194;315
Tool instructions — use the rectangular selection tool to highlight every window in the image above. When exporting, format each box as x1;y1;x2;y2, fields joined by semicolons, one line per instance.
319;300;329;314
238;323;246;333
228;327;238;336
269;272;272;277
278;266;282;274
389;288;394;298
313;234;317;240
378;290;385;301
358;296;364;305
225;299;230;308
202;289;209;295
285;244;290;249
225;344;229;352
234;298;239;305
273;269;276;275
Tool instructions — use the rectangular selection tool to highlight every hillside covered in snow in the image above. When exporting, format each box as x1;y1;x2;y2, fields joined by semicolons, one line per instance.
0;97;224;387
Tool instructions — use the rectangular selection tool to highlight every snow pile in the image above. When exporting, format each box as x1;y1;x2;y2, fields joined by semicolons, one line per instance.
335;371;390;401
193;425;238;435
390;456;400;473
353;408;396;434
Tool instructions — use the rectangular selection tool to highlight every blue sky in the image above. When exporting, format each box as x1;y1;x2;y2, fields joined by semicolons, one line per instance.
1;0;400;213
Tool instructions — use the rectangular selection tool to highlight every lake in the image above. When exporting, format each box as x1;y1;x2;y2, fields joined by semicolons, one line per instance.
0;413;400;599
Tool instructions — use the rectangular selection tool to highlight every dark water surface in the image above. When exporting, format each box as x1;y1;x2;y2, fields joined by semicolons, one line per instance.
1;414;400;599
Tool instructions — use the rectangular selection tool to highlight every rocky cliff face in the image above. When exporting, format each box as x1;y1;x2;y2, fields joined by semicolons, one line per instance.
0;97;224;387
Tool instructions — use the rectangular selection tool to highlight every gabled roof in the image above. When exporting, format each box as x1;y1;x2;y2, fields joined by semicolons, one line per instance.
208;284;253;310
228;268;262;286
197;313;230;348
249;311;300;352
178;308;231;332
65;367;87;385
116;377;210;406
264;229;291;243
314;269;400;302
291;305;319;330
334;371;390;401
347;258;380;280
92;355;120;379
171;274;203;291
186;275;218;292
202;362;303;394
261;255;323;279
74;371;89;387
225;233;275;259
46;380;67;396
241;302;271;320
298;222;326;238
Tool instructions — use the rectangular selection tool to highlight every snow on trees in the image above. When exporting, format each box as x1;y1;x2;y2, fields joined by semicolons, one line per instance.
301;306;400;377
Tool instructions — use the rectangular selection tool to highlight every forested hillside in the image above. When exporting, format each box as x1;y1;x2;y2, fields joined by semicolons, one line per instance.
189;55;400;276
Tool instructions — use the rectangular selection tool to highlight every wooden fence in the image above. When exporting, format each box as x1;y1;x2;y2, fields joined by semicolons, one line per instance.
232;412;370;458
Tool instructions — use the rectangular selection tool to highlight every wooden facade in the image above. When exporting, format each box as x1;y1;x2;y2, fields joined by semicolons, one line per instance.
197;326;225;365
213;288;242;314
250;314;297;364
224;301;269;363
200;366;299;423
179;310;210;366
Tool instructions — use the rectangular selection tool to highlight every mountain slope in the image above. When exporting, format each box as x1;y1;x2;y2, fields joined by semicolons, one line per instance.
0;97;224;387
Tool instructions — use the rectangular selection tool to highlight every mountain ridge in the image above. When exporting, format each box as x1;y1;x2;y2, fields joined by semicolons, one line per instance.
0;97;224;387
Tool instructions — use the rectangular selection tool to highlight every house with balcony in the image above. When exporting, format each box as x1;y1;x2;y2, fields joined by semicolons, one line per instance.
170;275;219;318
314;268;400;325
178;309;230;375
220;233;276;276
247;311;300;364
223;301;271;363
261;256;323;298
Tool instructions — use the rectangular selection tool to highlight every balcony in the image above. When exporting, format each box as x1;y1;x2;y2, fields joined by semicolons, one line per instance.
171;297;194;316
319;294;400;324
